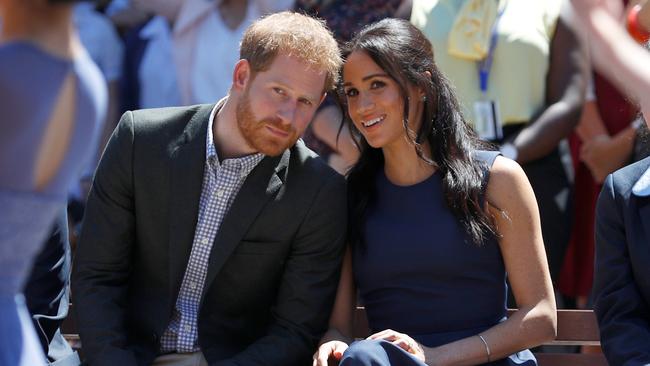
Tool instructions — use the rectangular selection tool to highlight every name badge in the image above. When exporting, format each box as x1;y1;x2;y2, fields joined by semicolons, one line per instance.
473;99;503;141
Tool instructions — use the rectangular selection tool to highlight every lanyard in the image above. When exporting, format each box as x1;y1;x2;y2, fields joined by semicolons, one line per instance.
477;2;506;94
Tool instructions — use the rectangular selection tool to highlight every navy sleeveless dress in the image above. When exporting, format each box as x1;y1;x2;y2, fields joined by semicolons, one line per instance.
343;151;536;365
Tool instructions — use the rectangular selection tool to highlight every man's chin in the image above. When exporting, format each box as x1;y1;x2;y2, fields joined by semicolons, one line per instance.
244;129;298;156
254;141;292;157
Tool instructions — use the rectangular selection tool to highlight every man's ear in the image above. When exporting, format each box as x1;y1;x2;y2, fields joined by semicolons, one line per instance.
232;59;252;92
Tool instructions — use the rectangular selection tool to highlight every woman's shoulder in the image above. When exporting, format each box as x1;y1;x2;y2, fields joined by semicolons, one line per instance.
484;155;533;208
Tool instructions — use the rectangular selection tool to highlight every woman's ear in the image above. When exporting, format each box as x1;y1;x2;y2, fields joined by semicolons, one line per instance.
420;71;432;100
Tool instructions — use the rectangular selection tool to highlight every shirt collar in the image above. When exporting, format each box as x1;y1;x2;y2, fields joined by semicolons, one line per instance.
206;100;264;174
140;15;171;40
632;166;650;197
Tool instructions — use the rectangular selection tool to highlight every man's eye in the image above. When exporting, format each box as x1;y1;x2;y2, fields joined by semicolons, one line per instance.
299;98;312;106
274;87;285;95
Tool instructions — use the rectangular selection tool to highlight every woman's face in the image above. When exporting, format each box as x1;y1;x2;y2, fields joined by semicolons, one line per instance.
342;50;423;150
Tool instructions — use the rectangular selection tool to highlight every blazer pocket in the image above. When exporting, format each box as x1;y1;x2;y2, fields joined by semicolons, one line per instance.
234;240;285;255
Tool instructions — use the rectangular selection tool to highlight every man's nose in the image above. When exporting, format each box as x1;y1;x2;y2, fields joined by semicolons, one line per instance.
277;101;297;126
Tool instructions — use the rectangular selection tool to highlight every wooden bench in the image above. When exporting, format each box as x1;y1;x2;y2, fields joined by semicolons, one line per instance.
61;306;607;366
61;304;82;357
353;307;608;366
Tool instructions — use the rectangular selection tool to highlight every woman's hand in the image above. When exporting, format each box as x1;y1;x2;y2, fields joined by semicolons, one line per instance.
367;329;426;363
312;340;349;366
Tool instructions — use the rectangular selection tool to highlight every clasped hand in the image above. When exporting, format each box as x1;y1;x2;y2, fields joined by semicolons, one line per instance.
312;329;425;365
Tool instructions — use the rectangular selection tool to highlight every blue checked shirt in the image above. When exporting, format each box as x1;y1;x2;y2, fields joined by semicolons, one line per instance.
160;105;264;353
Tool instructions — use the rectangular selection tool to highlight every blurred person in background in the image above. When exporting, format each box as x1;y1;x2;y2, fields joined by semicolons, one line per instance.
103;0;150;35
559;0;645;310
570;0;650;365
408;0;586;289
120;0;183;110
121;0;293;113
68;1;124;235
0;0;106;365
23;212;80;366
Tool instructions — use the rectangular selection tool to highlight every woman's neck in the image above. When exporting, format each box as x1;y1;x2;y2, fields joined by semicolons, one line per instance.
0;2;79;59
382;138;436;186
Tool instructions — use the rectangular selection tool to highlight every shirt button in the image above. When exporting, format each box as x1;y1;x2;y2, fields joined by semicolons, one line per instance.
183;324;192;332
216;189;225;198
200;237;209;245
188;281;197;290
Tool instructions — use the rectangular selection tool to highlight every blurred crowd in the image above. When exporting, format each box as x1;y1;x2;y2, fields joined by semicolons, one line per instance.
2;0;650;364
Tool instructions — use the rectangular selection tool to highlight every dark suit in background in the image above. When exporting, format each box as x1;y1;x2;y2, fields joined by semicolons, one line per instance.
72;103;347;366
593;156;650;366
24;209;80;365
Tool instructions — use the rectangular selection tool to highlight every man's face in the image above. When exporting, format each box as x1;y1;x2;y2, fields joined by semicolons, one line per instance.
234;55;326;156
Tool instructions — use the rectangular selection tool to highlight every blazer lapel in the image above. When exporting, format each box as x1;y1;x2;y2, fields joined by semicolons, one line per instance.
168;104;213;299
633;166;650;245
202;149;290;293
637;197;650;247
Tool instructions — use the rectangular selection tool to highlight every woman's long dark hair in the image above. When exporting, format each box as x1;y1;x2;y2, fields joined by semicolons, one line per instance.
343;18;498;247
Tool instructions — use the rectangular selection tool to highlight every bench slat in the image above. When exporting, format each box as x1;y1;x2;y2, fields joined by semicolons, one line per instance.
536;353;608;366
506;309;601;343
556;310;600;342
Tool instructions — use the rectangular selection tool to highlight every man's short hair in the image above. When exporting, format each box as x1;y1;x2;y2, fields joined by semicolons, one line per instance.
240;11;341;92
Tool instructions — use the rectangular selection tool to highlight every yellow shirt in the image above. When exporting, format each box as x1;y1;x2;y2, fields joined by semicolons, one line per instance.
411;0;562;126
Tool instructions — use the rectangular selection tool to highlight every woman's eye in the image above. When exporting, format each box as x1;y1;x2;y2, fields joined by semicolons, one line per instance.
370;80;386;89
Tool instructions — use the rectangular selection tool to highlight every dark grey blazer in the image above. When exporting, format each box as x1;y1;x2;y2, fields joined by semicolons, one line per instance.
72;103;347;366
593;156;650;366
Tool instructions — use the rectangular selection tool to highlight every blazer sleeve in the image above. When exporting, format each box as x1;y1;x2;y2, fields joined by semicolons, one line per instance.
215;171;348;366
593;174;650;366
71;111;138;366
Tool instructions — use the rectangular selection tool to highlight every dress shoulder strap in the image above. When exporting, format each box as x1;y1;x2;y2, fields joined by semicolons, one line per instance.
473;150;501;167
472;150;501;201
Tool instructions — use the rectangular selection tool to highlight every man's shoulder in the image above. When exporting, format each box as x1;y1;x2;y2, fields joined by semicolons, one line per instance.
122;104;212;138
609;156;650;197
128;104;209;126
